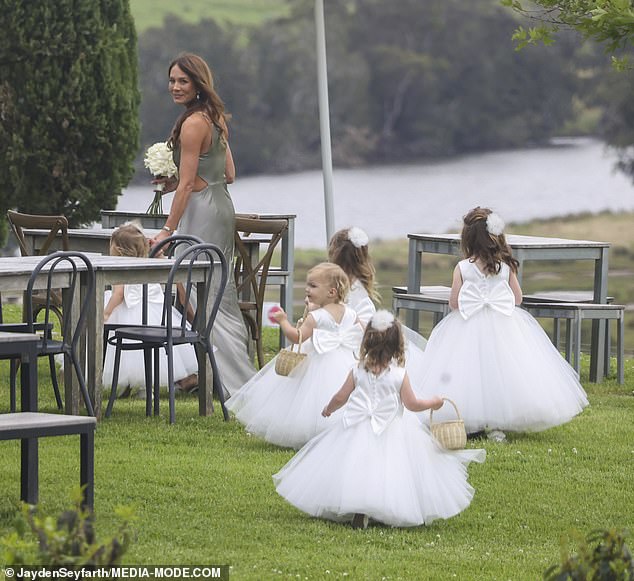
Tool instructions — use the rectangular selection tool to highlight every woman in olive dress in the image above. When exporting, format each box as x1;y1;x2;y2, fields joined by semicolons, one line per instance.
151;52;255;396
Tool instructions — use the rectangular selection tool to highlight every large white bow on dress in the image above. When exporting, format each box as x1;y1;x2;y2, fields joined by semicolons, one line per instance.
312;325;363;355
343;391;400;435
458;280;515;320
123;284;164;308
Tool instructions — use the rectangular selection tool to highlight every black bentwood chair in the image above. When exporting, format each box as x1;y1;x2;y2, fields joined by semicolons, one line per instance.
104;243;229;424
101;234;204;365
2;251;95;415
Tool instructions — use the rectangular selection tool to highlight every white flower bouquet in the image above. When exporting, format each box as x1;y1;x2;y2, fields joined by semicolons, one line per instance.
143;142;178;214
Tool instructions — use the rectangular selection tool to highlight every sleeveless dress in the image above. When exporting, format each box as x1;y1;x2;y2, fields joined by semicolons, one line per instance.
346;279;427;373
274;364;485;527
102;284;198;395
173;124;256;396
227;305;364;449
412;259;589;433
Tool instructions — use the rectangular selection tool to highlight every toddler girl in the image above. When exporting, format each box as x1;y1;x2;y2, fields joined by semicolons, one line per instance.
227;262;364;449
102;223;199;397
274;310;485;529
413;207;589;434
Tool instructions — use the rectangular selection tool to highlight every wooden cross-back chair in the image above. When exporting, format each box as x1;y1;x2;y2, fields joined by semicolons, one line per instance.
7;210;70;328
234;216;289;368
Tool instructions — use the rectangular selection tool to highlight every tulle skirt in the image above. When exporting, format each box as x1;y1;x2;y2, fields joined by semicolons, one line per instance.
102;291;199;394
412;307;589;433
227;343;357;449
274;410;485;527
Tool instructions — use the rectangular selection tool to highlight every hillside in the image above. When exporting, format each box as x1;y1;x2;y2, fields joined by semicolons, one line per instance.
129;0;289;32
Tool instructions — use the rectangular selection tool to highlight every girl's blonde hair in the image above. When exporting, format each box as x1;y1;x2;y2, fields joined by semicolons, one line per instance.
307;262;350;303
109;222;149;258
461;206;519;275
359;313;405;370
328;227;380;302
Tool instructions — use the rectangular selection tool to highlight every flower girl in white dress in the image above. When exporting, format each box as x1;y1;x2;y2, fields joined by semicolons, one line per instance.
102;223;199;397
274;310;485;529
328;226;427;361
413;207;589;434
227;263;364;449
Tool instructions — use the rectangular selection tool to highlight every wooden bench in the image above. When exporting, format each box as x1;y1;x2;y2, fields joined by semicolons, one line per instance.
521;302;625;383
392;286;452;331
0;412;96;510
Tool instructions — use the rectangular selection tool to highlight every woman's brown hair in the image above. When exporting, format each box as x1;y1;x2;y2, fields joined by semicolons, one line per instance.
167;53;230;148
460;207;519;275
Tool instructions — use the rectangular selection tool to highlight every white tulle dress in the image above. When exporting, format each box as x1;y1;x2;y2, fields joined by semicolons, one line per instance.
102;284;199;395
412;259;589;433
274;364;485;527
226;305;364;449
347;279;427;371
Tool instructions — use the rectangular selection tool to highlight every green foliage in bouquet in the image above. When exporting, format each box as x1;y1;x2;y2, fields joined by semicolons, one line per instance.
1;488;136;568
544;528;633;580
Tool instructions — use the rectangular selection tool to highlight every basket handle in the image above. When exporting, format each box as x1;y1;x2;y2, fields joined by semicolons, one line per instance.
290;328;303;353
290;304;309;352
429;397;462;426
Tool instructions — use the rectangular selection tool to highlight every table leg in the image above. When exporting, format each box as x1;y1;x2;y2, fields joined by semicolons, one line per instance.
80;430;95;511
20;437;38;504
406;238;421;332
87;271;105;418
589;247;609;382
63;286;80;415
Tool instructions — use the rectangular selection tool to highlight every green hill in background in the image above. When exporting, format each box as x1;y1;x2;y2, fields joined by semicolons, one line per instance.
129;0;289;32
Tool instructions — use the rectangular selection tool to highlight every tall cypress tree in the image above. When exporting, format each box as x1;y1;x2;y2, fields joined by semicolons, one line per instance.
0;0;140;234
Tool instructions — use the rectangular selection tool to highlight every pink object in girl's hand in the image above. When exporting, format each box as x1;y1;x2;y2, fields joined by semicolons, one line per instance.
268;305;282;324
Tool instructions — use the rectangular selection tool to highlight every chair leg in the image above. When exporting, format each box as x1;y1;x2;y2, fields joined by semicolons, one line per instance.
573;314;582;375
565;320;573;363
10;358;19;412
167;345;176;424
105;338;123;418
143;347;153;417
48;354;63;410
153;347;160;417
207;344;229;421
70;351;95;417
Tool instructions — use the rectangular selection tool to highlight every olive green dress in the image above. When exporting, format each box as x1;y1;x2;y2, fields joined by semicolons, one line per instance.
173;125;256;395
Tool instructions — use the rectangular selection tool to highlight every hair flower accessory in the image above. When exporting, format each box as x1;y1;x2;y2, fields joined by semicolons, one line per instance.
348;226;369;248
370;310;395;332
486;212;505;236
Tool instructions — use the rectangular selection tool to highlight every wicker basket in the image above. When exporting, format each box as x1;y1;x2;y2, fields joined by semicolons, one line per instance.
429;398;467;450
275;328;307;376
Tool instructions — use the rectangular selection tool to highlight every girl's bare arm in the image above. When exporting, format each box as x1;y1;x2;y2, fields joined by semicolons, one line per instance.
322;371;355;417
448;264;463;310
400;373;443;413
104;285;125;322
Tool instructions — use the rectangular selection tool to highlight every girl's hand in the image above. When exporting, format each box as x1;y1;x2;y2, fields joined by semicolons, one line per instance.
322;406;331;417
271;308;288;324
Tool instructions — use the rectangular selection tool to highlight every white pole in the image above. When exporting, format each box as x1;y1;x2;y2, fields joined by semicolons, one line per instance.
315;0;335;243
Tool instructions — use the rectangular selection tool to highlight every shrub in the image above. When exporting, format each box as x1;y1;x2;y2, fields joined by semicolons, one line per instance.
544;528;633;580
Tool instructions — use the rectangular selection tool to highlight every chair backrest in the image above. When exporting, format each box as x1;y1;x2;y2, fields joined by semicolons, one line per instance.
164;243;228;343
26;251;95;350
149;234;204;259
234;216;288;310
7;210;70;256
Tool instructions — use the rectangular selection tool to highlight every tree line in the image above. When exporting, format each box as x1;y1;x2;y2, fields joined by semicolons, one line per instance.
2;0;632;240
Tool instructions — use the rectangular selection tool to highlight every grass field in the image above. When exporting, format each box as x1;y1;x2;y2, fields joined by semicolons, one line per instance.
0;326;632;580
129;0;289;32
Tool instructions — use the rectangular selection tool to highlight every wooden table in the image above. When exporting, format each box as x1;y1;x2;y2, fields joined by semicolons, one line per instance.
25;212;296;322
406;233;611;382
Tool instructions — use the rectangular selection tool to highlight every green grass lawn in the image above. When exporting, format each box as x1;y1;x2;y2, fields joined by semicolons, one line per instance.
1;322;633;579
129;0;289;32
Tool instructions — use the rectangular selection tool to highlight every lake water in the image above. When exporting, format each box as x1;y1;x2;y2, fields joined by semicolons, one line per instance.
120;137;634;249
